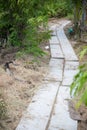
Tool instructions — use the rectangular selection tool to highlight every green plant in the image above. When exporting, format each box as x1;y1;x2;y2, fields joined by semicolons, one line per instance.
43;0;70;17
0;1;47;45
80;46;87;59
0;0;72;57
8;28;21;47
70;46;87;107
22;16;51;57
70;65;87;106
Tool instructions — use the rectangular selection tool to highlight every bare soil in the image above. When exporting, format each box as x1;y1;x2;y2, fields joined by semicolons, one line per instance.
0;41;50;130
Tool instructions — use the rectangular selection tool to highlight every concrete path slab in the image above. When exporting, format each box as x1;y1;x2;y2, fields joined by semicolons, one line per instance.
46;59;64;82
57;29;78;61
49;58;64;69
16;82;60;130
50;44;64;59
45;67;63;82
48;87;77;130
62;70;78;86
65;61;79;70
49;36;59;44
58;20;71;28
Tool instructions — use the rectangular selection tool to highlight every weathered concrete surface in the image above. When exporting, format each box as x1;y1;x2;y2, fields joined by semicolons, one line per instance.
48;20;78;130
65;61;79;70
16;82;60;130
49;36;59;44
49;58;64;68
50;44;64;59
45;59;64;82
48;87;77;130
58;20;71;28
45;67;63;82
57;29;78;61
62;70;78;86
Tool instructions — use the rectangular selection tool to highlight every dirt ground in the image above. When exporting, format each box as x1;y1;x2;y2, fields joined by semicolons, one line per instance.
0;40;50;130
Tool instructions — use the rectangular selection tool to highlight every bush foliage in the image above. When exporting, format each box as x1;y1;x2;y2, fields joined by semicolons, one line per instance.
70;46;87;107
0;0;71;55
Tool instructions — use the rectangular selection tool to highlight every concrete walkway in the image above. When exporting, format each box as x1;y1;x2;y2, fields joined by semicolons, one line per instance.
16;20;79;130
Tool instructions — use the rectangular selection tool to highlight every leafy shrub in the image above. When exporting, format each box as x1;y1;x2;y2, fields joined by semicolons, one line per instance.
43;0;71;17
8;28;21;47
70;46;87;107
0;1;51;55
0;0;71;56
20;16;51;56
70;65;87;106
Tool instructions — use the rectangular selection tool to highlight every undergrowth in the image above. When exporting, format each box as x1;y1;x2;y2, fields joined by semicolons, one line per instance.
0;0;72;57
70;46;87;107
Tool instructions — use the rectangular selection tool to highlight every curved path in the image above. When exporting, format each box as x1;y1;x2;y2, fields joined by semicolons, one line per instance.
16;20;79;130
